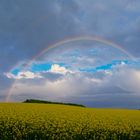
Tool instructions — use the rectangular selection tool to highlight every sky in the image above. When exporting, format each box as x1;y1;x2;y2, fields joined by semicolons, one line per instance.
0;0;140;108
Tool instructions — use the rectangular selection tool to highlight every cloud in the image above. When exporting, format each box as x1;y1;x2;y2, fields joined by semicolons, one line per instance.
0;0;140;72
109;67;140;93
5;64;73;79
5;71;42;79
8;65;140;107
9;72;101;100
49;64;72;75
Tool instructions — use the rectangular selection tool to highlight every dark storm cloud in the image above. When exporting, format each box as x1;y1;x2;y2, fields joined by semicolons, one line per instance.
0;0;140;72
0;0;80;71
74;0;140;56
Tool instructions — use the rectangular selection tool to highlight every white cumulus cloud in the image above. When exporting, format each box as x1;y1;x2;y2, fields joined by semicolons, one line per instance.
5;71;42;79
49;64;73;74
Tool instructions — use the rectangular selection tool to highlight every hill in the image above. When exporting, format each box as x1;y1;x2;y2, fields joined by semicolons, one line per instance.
23;99;85;107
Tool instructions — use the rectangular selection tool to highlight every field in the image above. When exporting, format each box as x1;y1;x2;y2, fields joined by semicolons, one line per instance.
0;103;139;140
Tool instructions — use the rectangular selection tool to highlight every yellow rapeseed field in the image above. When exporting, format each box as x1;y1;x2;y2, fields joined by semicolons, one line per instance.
0;103;139;140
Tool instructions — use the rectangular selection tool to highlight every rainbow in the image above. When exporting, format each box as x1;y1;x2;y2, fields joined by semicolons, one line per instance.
5;36;135;102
